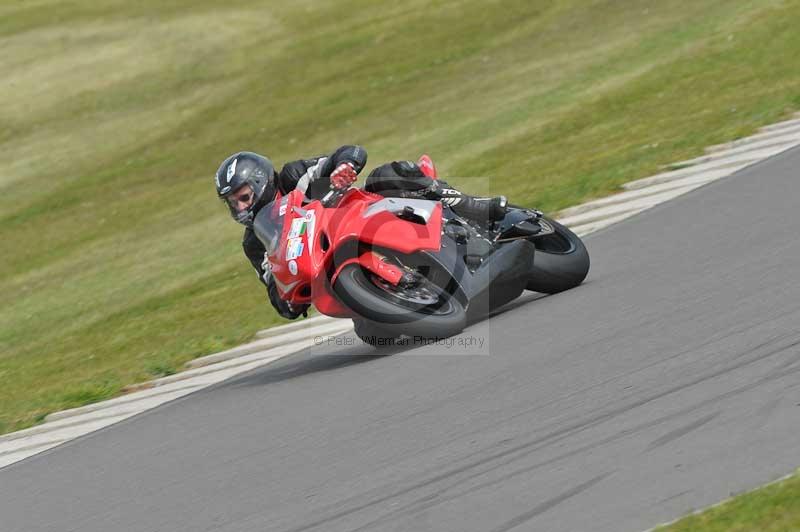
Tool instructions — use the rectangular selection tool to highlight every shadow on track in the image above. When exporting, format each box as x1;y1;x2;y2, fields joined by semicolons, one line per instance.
483;291;548;322
226;289;562;389
225;339;386;388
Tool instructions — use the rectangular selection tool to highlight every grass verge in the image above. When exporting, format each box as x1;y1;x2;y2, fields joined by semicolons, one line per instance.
2;0;799;433
657;470;800;531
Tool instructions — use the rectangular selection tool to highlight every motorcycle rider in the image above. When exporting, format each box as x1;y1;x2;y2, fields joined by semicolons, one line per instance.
214;145;507;320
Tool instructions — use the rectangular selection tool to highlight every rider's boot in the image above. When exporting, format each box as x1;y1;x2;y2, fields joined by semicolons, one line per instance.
424;180;508;223
410;156;507;223
378;159;507;223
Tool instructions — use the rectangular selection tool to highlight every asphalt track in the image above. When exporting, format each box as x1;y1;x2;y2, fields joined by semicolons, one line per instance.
3;148;800;532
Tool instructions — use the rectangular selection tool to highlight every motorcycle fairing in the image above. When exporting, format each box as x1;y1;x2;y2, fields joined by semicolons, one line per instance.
255;188;445;318
361;198;439;223
328;194;443;255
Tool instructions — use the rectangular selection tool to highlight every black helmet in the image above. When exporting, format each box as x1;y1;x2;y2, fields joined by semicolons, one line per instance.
215;152;277;226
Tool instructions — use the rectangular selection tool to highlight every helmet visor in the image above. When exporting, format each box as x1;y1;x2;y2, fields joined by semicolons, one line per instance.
222;184;257;225
225;185;255;211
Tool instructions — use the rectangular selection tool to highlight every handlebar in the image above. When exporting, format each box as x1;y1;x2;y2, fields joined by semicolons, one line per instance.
321;186;347;208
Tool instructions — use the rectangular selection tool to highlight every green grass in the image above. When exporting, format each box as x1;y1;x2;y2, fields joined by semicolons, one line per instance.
658;471;800;531
1;0;799;434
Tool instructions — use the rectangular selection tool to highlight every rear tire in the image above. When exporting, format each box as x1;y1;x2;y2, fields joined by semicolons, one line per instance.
526;218;590;294
334;263;466;339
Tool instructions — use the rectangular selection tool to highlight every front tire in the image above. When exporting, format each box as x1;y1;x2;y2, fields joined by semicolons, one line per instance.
334;264;466;339
526;218;590;294
352;319;402;348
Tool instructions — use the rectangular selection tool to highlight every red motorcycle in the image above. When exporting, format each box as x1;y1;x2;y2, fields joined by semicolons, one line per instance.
254;180;589;346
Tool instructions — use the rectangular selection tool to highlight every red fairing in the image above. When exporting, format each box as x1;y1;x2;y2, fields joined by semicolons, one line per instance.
328;191;443;254
265;188;443;319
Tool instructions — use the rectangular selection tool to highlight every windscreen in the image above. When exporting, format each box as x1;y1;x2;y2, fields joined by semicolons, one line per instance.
253;195;288;256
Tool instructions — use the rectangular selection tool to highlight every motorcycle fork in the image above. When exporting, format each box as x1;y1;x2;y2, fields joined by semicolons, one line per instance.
331;251;406;287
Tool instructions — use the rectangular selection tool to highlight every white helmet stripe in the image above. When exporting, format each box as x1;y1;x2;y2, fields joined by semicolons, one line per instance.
227;158;238;181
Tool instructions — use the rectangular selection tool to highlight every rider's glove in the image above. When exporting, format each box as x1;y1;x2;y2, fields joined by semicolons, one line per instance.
330;162;358;190
267;273;309;320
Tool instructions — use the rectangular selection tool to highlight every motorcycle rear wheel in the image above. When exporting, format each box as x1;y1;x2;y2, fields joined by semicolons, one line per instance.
526;218;590;294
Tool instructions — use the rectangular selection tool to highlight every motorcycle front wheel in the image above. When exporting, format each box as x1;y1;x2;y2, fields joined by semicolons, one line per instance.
352;319;402;348
334;263;466;339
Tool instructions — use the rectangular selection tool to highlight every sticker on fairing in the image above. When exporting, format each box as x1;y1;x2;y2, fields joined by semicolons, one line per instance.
279;204;287;216
288;218;307;239
303;211;315;245
286;238;304;260
288;260;298;275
